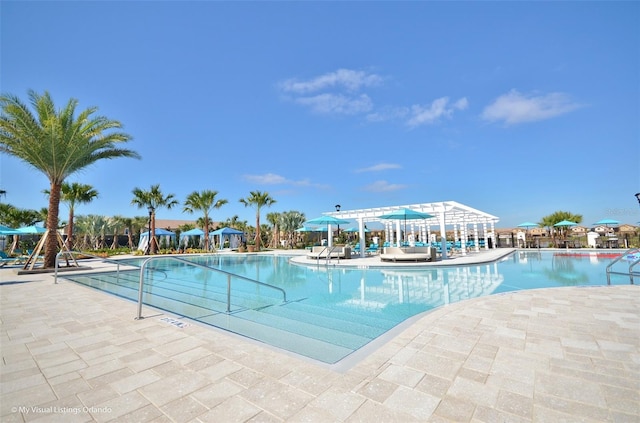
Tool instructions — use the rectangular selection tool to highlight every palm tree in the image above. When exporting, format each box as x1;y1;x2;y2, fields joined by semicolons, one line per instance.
183;190;227;251
540;211;583;247
239;191;276;251
45;182;98;249
0;90;139;267
280;210;306;248
131;184;178;254
266;212;282;248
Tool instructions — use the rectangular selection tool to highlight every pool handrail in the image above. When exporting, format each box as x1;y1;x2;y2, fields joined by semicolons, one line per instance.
605;247;640;285
54;250;136;284
135;256;287;319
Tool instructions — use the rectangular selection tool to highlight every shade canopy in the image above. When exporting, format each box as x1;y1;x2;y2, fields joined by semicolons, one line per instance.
0;224;21;235
553;220;578;227
180;228;205;237
343;227;370;233
593;218;620;226
517;222;538;228
141;228;175;236
17;225;47;234
379;208;434;221
305;216;350;226
296;226;327;233
209;227;244;235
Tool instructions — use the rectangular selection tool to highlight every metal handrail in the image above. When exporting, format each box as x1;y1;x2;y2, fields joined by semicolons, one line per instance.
311;245;345;265
606;248;640;285
135;256;287;319
54;250;136;284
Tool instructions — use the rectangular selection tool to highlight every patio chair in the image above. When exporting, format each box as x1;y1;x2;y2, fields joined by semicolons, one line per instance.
0;251;17;267
366;244;379;255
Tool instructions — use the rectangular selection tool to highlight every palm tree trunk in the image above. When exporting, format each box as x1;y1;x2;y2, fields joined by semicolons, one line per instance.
151;212;157;254
44;182;61;268
67;209;74;250
204;216;210;250
255;211;261;251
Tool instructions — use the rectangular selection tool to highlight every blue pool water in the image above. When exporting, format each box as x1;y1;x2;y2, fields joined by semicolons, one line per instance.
61;250;632;364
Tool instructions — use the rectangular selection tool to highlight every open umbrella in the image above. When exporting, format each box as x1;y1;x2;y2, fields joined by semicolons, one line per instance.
0;225;21;235
379;208;433;243
593;218;619;227
17;225;47;234
305;216;350;226
553;220;577;227
517;222;538;229
343;227;370;233
517;222;538;248
553;220;577;246
306;216;349;245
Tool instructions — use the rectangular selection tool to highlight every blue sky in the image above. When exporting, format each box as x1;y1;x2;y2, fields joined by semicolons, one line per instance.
1;1;639;229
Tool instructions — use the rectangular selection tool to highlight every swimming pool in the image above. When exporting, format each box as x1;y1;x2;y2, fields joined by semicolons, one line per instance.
61;250;633;364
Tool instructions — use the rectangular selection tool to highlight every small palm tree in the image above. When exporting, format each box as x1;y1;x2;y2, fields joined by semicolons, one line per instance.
0;90;139;267
183;190;227;251
266;212;282;248
239;191;276;251
131;184;178;254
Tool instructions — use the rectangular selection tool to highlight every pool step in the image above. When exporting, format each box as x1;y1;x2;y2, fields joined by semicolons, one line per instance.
63;272;395;363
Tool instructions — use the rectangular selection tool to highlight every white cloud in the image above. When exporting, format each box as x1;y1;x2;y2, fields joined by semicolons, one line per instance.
279;69;383;94
242;173;329;189
355;163;402;173
481;89;581;125
406;97;469;128
295;93;373;115
363;180;407;192
243;173;288;185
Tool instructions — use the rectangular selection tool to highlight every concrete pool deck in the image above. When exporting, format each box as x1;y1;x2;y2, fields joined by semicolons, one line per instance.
1;249;638;422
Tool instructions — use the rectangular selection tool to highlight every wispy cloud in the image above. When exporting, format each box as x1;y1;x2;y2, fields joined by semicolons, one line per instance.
362;180;407;192
295;93;373;115
279;69;470;126
406;97;469;128
366;97;468;127
242;173;328;189
355;163;402;173
279;68;382;116
481;89;581;125
279;68;383;94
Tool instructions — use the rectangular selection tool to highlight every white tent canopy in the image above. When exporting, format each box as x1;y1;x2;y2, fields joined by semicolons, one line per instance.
324;201;499;259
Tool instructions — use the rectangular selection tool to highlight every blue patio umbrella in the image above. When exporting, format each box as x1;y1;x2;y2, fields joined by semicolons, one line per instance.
343;227;370;233
17;225;47;234
517;222;538;246
0;224;21;235
379;208;433;242
517;222;538;229
553;220;577;227
305;216;350;226
593;218;620;227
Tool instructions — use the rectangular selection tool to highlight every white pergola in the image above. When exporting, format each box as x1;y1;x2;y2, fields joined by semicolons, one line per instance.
323;201;500;259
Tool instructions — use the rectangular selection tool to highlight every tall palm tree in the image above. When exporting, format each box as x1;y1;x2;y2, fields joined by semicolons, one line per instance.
239;191;276;251
183;190;227;251
131;184;178;254
0;90;139;267
45;182;98;249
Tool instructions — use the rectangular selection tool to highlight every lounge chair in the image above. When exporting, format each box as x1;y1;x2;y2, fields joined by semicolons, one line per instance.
366;244;379;255
0;251;17;267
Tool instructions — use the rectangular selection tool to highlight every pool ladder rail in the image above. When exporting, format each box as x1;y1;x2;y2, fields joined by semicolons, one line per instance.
135;256;288;319
606;247;640;285
54;252;289;319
